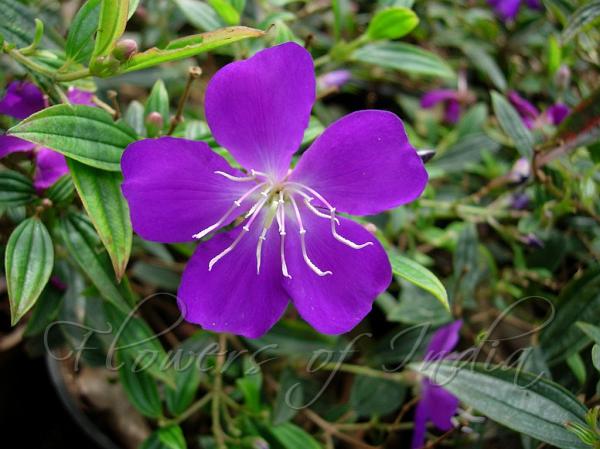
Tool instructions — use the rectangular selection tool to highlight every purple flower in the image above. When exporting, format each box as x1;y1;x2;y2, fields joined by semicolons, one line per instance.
0;81;46;120
317;70;352;90
412;320;462;449
508;90;539;129
0;82;94;189
67;86;95;107
488;0;542;22
121;43;428;338
545;102;570;126
421;89;462;124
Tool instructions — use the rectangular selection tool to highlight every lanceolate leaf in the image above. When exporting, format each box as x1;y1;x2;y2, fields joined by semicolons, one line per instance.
353;42;456;79
65;0;101;64
5;218;54;325
412;361;588;449
367;7;419;40
8;105;137;171
91;0;129;59
388;252;449;311
115;26;264;74
0;170;36;207
119;356;163;418
59;212;129;310
491;91;534;159
561;0;600;43
67;159;132;280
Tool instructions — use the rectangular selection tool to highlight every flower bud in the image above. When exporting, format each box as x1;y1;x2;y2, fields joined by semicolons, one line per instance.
112;39;138;61
555;64;571;90
146;111;164;137
507;158;531;184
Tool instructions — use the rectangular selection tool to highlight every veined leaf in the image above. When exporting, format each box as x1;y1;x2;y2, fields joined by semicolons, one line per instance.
8;105;137;171
208;0;240;25
388;252;449;311
562;0;600;43
576;322;600;345
115;26;264;74
119;356;163;418
65;0;101;64
174;0;223;31
91;0;129;59
0;170;36;207
491;91;534;159
366;7;419;40
67;160;132;280
5;218;54;325
412;361;588;449
353;42;455;79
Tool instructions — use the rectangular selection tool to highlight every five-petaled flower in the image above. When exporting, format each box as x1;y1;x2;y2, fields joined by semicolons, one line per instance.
121;43;428;338
0;81;95;189
412;320;462;449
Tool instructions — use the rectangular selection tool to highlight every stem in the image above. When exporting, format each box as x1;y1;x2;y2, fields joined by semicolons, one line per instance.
5;46;91;82
212;334;227;449
161;392;212;426
167;66;202;135
317;362;407;383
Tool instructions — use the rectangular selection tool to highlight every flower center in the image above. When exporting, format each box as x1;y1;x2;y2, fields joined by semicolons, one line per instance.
192;170;373;278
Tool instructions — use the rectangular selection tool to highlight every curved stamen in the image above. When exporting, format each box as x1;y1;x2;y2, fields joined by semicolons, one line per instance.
192;182;266;240
329;207;373;249
302;197;340;224
208;192;269;270
214;171;256;182
289;196;332;277
276;194;291;279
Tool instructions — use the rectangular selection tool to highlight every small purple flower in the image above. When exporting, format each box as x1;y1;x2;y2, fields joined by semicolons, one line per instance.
488;0;542;22
510;192;530;210
421;89;462;124
317;70;352;90
412;320;462;449
0;81;46;120
508;90;539;129
507;157;531;183
121;43;428;338
67;86;95;107
0;82;94;189
545;102;570;126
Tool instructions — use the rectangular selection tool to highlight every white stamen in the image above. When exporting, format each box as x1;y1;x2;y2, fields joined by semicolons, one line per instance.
192;182;266;239
289;196;332;277
256;200;278;274
250;169;270;179
329;208;373;249
303;197;340;224
214;171;256;182
276;197;291;278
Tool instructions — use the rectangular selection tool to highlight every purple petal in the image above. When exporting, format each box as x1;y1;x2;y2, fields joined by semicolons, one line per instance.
422;381;459;430
444;99;461;124
508;91;539;128
420;89;459;108
121;137;254;243
424;320;462;361
67;87;95;106
488;0;522;21
318;70;352;90
178;222;289;338
411;396;429;449
0;134;35;158
525;0;542;10
205;42;315;179
289;110;428;216
284;206;392;334
0;81;45;120
546;103;570;126
34;148;69;190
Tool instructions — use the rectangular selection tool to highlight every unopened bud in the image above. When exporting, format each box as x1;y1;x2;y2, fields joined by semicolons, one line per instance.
363;223;378;235
555;64;571;90
112;39;138;61
146;111;164;137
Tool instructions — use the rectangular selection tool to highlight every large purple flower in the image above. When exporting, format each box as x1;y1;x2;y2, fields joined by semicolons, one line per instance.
488;0;542;22
121;43;428;338
412;320;462;449
0;82;94;189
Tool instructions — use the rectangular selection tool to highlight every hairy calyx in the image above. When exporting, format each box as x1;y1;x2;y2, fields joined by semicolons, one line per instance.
193;170;373;278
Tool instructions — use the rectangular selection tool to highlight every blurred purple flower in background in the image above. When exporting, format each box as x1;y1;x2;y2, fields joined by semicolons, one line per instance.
121;43;429;338
317;70;352;91
488;0;542;22
0;81;95;189
545;103;570;126
421;89;462;124
412;320;462;449
508;90;570;129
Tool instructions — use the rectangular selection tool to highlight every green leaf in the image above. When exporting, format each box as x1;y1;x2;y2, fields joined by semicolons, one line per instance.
144;80;170;137
59;212;129;310
119;356;163;418
388;252;449;311
91;0;129;59
367;7;419;40
576;322;600;345
353;42;455;79
0;170;36;207
540;267;600;364
566;353;587;386
124;100;146;136
272;368;303;424
65;0;101;64
349;374;405;417
236;356;263;413
491;91;534;159
430;133;500;174
46;175;75;205
388;281;452;325
412;361;588;449
562;0;600;43
157;426;187;449
5;218;54;325
208;0;240;25
0;0;39;47
174;0;223;31
593;345;600;372
267;423;322;449
115;26;264;74
8;105;137;171
24;285;63;336
67;159;132;280
462;44;507;91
